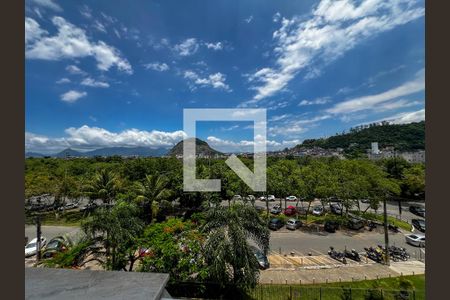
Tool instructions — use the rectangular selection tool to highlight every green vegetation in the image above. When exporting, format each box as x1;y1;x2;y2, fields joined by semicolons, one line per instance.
300;121;424;154
26;155;425;295
250;275;425;300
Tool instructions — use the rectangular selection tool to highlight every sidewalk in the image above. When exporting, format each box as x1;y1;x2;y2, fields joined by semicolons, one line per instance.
260;260;425;284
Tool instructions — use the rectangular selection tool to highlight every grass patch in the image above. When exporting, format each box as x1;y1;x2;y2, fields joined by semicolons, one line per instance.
356;211;412;231
251;275;425;300
25;210;85;226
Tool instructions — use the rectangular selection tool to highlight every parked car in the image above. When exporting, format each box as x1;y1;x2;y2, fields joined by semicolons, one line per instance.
25;236;47;257
360;199;370;203
286;218;302;230
412;219;426;233
312;206;324;216
285;196;297;202
57;202;79;211
255;206;266;213
232;195;242;201
324;220;339;233
405;234;425;247
409;205;425;218
269;218;284;230
270;205;282;215
330;203;342;215
251;246;270;269
267;195;276;201
296;206;308;216
42;236;71;259
80;202;98;212
284;206;297;216
347;217;364;230
246;195;255;201
259;196;266;201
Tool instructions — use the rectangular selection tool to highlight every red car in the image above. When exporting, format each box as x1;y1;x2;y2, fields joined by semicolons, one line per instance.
284;206;297;216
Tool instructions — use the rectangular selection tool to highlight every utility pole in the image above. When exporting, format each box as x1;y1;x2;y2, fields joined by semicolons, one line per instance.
36;214;42;262
383;197;390;266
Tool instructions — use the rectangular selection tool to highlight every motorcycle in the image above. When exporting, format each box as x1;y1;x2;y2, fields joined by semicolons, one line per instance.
328;247;347;264
344;249;361;262
388;223;400;233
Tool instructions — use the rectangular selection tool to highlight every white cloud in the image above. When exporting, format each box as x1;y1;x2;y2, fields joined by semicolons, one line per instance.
183;70;231;91
173;38;199;56
25;17;46;44
25;16;133;74
56;77;70;84
299;97;331;106
268;114;331;137
269;114;290;122
65;64;86;75
205;42;223;51
206;135;300;152
144;62;170;72
79;5;92;19
25;126;187;153
93;20;107;33
244;16;254;23
273;12;281;23
363;109;425;125
30;0;62;12
81;77;109;88
247;0;424;102
60;90;87;103
326;70;424;114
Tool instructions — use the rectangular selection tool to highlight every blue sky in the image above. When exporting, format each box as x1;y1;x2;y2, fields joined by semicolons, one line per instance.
25;0;425;153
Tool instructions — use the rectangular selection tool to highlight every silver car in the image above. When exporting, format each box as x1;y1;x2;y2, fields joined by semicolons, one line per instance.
286;218;302;230
405;234;425;247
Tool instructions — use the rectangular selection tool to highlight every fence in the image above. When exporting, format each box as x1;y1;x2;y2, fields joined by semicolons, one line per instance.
250;285;425;300
167;281;425;300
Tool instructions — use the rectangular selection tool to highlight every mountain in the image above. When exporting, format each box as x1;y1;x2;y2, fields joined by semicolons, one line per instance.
296;121;425;152
54;148;84;158
168;138;223;157
86;146;169;157
26;146;169;158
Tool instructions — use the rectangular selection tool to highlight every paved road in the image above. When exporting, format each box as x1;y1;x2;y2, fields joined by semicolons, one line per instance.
269;227;424;260
225;198;425;222
25;225;81;243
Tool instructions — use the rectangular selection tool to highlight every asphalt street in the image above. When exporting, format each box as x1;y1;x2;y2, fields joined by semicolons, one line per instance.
25;225;81;244
224;199;424;223
268;227;425;260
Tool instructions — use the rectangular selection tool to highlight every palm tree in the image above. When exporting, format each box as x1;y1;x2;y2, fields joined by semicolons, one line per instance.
135;174;172;223
86;169;121;204
202;203;270;290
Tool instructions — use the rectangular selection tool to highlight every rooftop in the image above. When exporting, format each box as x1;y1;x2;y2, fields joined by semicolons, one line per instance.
25;268;170;300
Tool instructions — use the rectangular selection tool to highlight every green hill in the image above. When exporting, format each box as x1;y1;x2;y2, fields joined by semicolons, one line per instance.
298;121;424;152
168;138;223;156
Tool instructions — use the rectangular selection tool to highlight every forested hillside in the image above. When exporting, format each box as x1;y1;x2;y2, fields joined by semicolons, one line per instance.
299;121;424;152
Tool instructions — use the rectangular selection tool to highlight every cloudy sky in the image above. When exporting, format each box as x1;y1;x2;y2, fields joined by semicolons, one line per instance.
25;0;425;153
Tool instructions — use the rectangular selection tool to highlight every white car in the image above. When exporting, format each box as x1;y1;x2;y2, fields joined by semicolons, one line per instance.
285;195;297;201
312;206;324;216
259;196;267;201
267;195;276;201
405;234;425;247
25;236;47;257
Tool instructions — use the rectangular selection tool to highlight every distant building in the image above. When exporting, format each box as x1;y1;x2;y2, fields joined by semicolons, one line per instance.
367;143;425;163
371;142;380;154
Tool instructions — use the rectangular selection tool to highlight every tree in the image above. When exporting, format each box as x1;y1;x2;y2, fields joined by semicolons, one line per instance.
402;164;425;197
139;218;208;281
135;174;172;223
85;169;121;204
202;203;270;290
82;201;144;271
